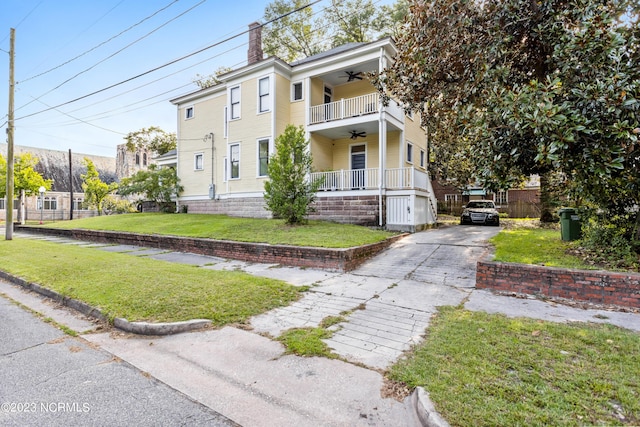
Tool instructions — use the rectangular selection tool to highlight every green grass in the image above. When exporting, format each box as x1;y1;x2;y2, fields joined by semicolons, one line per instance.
277;315;347;358
0;238;300;324
37;213;394;248
490;228;593;269
390;306;640;426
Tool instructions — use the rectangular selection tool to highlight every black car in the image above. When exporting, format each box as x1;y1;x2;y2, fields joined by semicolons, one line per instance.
460;200;500;226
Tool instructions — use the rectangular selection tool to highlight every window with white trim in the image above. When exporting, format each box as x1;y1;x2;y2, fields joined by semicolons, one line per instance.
420;150;425;168
0;199;18;210
258;138;270;177
445;194;461;202
258;77;270;113
44;197;57;210
292;81;303;101
185;106;194;119
406;142;413;164
194;153;204;171
230;143;240;179
73;198;85;211
230;86;240;119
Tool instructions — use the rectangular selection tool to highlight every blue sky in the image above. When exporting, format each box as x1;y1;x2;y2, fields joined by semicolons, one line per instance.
0;0;394;158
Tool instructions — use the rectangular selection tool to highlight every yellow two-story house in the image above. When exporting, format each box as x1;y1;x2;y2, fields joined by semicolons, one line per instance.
170;24;437;232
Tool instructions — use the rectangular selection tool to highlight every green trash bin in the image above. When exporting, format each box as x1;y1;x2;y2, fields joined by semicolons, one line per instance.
558;208;581;241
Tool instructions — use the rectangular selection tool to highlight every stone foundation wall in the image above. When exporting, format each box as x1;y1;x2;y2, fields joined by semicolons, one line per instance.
180;198;270;218
476;261;640;308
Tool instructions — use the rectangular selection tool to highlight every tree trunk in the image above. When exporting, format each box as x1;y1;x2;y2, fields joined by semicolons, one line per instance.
539;170;555;223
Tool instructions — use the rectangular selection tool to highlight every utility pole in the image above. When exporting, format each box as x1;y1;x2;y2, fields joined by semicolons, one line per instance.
5;28;15;240
69;149;73;220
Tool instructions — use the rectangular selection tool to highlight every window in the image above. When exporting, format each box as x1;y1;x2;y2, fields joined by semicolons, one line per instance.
420;150;425;168
185;106;194;119
230;86;240;119
73;198;85;211
0;199;16;210
445;194;461;202
194;153;204;171
44;197;57;210
292;82;303;101
407;142;413;163
135;153;140;165
258;77;270;113
258;138;269;177
230;144;240;179
143;153;148;166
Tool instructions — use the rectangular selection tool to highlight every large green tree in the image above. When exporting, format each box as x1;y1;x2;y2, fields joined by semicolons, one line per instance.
81;158;117;216
263;0;327;62
326;0;379;46
124;126;176;156
376;0;639;241
264;125;321;224
118;164;183;213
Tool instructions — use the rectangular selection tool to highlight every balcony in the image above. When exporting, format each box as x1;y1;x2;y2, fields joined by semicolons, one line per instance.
310;167;430;192
309;93;378;125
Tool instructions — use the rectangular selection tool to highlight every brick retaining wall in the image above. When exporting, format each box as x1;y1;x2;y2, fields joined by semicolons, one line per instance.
476;261;640;308
17;226;405;272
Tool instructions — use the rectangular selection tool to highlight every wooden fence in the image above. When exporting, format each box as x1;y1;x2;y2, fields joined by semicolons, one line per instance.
438;200;541;219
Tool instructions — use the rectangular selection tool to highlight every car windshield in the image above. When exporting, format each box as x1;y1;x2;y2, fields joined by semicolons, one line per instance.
467;201;494;209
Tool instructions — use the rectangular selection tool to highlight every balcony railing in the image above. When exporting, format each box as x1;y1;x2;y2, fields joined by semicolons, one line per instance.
309;93;379;124
310;167;430;191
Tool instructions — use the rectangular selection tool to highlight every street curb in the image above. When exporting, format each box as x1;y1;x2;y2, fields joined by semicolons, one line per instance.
0;270;211;335
113;317;212;335
412;387;450;427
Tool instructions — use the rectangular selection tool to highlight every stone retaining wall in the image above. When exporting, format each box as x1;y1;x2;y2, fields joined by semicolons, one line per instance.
17;226;404;272
476;261;640;308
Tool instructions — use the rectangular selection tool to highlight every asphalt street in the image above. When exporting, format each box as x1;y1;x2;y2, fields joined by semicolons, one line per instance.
0;294;237;427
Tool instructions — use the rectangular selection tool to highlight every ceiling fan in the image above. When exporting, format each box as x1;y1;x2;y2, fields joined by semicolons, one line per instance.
350;130;366;139
343;71;363;82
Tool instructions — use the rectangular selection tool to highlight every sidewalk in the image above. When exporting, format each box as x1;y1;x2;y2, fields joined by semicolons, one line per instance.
2;226;640;426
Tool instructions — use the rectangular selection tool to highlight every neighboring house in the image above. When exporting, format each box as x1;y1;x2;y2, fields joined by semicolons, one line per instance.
0;143;116;222
170;24;437;232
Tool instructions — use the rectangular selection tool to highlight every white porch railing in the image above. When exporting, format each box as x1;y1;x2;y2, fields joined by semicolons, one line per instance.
385;167;430;190
309;93;379;124
310;168;379;191
310;167;431;191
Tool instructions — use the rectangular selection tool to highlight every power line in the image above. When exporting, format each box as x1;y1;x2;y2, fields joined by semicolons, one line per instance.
15;0;206;114
15;0;322;122
0;0;44;46
19;0;178;83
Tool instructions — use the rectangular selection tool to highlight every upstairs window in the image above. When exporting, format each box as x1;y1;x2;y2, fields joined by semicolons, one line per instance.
420;150;425;168
230;86;240;119
258;77;270;113
185;106;194;119
292;82;303;101
143;153;148;166
407;142;413;164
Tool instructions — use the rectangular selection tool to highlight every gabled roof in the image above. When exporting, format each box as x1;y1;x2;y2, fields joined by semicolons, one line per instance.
290;42;365;66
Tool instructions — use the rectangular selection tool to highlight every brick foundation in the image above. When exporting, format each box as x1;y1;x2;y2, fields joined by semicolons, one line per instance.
17;226;405;272
180;198;270;218
476;261;640;308
309;195;382;226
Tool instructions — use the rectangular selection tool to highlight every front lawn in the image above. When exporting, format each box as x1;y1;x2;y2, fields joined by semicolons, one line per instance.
490;227;593;269
0;238;301;324
36;213;394;248
390;306;640;426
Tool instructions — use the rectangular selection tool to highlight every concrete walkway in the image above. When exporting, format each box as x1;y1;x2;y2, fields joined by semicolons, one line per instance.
3;226;640;426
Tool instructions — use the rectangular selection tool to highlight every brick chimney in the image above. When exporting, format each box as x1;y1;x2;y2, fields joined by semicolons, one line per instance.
247;22;263;65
